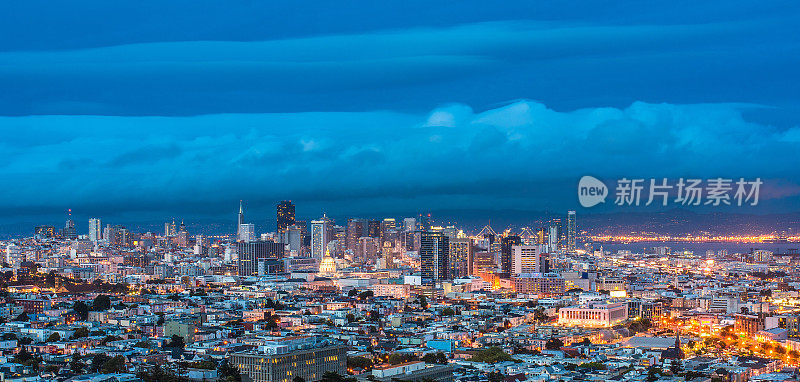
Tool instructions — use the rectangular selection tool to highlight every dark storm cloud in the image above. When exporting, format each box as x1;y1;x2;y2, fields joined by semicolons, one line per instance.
1;101;799;221
0;13;797;118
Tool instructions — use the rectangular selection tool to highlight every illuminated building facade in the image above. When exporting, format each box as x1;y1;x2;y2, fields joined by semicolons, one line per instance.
277;200;296;231
230;336;347;382
238;241;285;276
558;303;628;327
512;273;564;296
566;211;576;252
500;235;521;274
88;218;102;242
421;231;449;285
448;237;473;279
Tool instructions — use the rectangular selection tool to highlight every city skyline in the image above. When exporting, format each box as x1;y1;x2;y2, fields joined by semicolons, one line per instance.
3;2;800;382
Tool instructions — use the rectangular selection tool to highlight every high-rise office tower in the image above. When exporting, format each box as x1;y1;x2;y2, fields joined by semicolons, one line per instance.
280;224;304;256
403;217;417;232
346;218;365;253
448;237;473;279
277;200;296;231
311;215;331;260
237;241;285;276
64;213;77;240
419;213;432;231
548;218;562;252
420;231;449;285
367;220;381;238
88;218;102;242
512;245;549;274
500;235;521;274
164;219;177;237
566;211;576;252
238;223;255;242
381;218;396;244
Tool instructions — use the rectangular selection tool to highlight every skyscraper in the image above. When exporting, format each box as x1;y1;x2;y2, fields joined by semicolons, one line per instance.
500;235;521;274
346;218;365;253
420;213;432;231
448;237;473;279
566;211;576;252
236;200;244;239
64;212;77;240
238;223;255;242
164;219;177;237
512;245;549;274
420;231;449;285
367;220;381;238
277;200;296;231
237;241;285;276
88;218;102;242
403;217;417;232
311;215;331;260
548;218;562;252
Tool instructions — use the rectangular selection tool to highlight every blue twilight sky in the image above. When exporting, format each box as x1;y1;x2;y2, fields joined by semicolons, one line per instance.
1;0;800;233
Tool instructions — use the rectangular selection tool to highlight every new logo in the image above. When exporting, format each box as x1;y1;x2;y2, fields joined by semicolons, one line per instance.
578;176;608;207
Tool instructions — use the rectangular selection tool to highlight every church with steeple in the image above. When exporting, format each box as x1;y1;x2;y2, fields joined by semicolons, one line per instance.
661;331;685;360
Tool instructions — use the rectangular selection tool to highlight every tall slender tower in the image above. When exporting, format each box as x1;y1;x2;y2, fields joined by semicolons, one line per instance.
237;200;244;239
566;211;576;252
310;215;331;260
88;218;102;242
238;200;244;227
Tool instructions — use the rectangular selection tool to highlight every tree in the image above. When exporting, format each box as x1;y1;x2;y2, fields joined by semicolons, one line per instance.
73;301;89;321
388;353;418;365
533;308;549;322
92;295;112;311
71;327;90;339
166;335;185;349
348;289;359;297
422;352;448;364
470;347;517;363
218;359;242;382
358;290;374;300
293;377;306;382
70;355;83;373
368;310;380;322
545;338;564;350
13;312;28;322
14;347;32;363
669;359;683;375
346;313;356;323
89;354;111;373
646;367;662;382
102;355;127;373
157;312;165;326
487;371;504;382
46;332;61;342
441;307;455;316
347;356;373;371
320;371;355;382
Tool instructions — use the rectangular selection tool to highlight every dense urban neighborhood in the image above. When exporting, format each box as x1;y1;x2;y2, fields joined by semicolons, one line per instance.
0;205;797;382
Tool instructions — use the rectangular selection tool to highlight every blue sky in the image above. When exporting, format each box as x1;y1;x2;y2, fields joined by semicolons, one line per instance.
1;0;799;233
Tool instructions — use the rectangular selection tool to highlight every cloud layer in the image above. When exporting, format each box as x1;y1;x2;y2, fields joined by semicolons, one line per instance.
1;0;799;231
2;100;799;226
